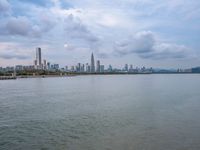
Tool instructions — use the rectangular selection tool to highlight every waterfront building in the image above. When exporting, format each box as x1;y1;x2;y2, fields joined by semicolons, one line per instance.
71;66;75;72
5;67;14;72
129;64;133;72
81;64;85;72
15;65;23;71
91;53;95;73
34;60;37;69
96;60;100;72
36;47;42;68
86;63;90;72
100;65;104;73
43;60;47;70
50;64;59;70
124;64;128;72
76;63;81;72
47;62;50;70
54;64;59;70
66;66;68;71
108;65;112;72
23;65;35;71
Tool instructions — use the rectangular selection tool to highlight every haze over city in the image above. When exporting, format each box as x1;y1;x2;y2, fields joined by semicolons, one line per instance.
0;0;200;68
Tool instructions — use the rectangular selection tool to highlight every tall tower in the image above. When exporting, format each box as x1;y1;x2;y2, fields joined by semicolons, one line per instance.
36;47;42;67
96;60;100;72
91;53;95;73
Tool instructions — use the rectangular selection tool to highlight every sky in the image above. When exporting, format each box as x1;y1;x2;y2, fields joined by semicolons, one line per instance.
0;0;200;68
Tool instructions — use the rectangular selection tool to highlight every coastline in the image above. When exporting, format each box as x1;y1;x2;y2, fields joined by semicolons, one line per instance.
1;72;200;80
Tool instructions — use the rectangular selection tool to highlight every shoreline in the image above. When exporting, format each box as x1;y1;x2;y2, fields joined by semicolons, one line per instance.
1;72;200;80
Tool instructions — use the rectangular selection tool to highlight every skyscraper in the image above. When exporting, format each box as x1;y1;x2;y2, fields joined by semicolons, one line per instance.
36;47;42;67
91;53;95;73
86;63;90;72
43;60;47;70
96;60;100;72
100;65;104;73
124;64;128;72
34;60;37;69
108;65;112;72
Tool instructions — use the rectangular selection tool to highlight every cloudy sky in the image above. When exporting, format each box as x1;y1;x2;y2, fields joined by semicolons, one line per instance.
0;0;200;68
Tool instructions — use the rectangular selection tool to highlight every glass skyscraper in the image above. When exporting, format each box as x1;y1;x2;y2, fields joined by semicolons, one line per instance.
36;47;42;67
91;53;95;73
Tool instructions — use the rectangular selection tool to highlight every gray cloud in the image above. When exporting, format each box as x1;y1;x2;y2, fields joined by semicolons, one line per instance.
0;53;29;60
64;14;99;43
114;31;155;55
0;0;10;13
6;17;31;36
113;31;190;59
0;15;56;37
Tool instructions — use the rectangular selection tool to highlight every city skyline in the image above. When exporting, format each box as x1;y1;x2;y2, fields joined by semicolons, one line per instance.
0;0;200;68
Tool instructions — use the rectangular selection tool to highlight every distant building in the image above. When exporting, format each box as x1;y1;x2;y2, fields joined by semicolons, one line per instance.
51;64;59;70
124;64;128;72
129;64;133;72
81;64;85;72
96;60;100;72
71;66;75;72
5;67;14;72
65;66;68;71
36;47;42;68
34;60;37;69
86;63;90;72
100;65;104;72
91;53;95;73
76;63;81;72
15;65;23;71
23;65;34;71
47;62;50;70
108;65;112;72
43;60;47;70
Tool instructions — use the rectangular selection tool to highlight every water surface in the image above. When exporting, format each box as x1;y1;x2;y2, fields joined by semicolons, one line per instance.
0;75;200;150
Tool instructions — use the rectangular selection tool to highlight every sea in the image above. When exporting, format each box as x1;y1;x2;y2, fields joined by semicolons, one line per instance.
0;74;200;150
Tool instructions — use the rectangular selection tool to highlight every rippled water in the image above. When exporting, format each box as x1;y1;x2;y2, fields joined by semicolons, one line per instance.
0;75;200;150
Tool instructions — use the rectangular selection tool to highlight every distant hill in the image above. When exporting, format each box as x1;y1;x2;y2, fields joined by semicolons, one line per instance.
192;67;200;73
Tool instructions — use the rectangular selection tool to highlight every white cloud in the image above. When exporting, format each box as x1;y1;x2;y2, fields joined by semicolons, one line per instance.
113;31;192;60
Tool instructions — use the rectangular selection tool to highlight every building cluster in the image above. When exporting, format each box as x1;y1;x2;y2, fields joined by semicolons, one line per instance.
4;47;197;74
66;53;105;73
33;47;59;71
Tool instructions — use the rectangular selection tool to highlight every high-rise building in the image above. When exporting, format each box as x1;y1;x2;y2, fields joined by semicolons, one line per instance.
96;60;100;72
34;60;37;69
124;64;128;72
47;62;50;70
71;66;75;72
53;64;59;70
76;63;81;72
65;66;68;71
91;53;95;73
81;64;85;72
43;60;47;70
86;63;90;72
100;65;104;72
36;47;42;67
108;65;112;72
129;64;133;72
